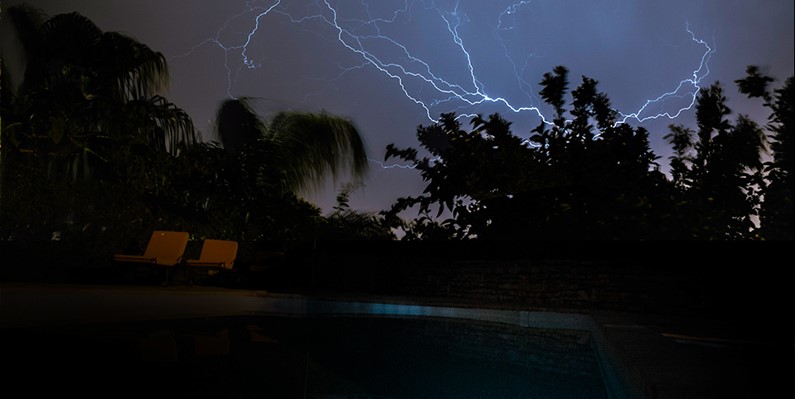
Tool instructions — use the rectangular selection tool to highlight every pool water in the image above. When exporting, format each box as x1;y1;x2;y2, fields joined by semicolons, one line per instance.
2;314;611;398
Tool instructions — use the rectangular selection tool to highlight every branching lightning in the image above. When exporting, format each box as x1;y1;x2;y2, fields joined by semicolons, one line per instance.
173;0;715;168
615;24;714;125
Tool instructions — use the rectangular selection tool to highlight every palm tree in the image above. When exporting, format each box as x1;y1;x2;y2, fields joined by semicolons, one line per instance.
1;4;197;180
0;4;197;243
214;97;369;195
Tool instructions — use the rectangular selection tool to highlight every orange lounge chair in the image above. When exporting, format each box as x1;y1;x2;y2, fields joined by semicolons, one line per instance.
185;239;238;284
113;230;190;267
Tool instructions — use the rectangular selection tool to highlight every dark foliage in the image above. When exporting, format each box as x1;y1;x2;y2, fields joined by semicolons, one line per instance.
384;66;792;240
0;6;389;273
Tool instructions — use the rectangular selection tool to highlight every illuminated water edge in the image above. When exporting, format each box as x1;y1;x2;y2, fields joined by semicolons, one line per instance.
253;297;641;399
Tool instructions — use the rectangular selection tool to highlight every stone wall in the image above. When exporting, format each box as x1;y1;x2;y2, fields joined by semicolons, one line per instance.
254;240;792;317
2;238;790;318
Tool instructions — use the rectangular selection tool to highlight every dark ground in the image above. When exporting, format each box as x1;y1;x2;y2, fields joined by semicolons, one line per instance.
1;239;793;398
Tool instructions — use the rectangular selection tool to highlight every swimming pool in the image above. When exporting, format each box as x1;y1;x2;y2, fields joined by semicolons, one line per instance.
1;295;639;398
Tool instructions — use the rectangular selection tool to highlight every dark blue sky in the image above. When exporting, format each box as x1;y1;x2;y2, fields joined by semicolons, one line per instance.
2;0;793;214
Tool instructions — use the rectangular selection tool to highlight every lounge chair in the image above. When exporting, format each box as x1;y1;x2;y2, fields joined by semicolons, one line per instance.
185;239;238;285
113;230;190;266
113;230;190;283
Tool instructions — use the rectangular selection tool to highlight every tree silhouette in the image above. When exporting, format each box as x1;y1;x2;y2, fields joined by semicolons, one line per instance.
385;65;794;241
1;4;197;180
383;66;671;240
383;65;790;240
214;97;369;195
320;182;396;240
156;97;376;244
1;5;378;252
665;81;767;239
736;66;793;239
0;5;198;244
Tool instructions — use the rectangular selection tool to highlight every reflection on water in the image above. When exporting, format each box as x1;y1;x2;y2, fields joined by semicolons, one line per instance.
1;315;609;398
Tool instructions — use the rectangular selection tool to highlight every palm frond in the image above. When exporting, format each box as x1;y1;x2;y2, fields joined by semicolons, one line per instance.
115;96;198;154
39;12;103;63
4;4;47;91
1;58;15;110
214;97;266;152
98;32;170;100
4;4;47;57
267;111;369;193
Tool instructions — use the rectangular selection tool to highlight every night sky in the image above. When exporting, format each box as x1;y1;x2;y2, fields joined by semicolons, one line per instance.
2;0;793;214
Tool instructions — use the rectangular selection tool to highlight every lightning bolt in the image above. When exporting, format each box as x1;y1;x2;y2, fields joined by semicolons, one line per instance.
172;0;715;168
615;23;714;125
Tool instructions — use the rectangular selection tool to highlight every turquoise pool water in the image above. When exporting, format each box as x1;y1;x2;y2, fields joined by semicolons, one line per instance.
1;298;636;398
